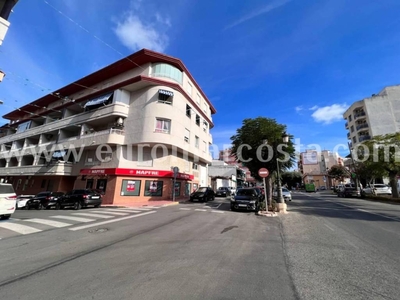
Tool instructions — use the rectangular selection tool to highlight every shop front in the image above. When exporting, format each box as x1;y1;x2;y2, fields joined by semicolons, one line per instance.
79;168;195;205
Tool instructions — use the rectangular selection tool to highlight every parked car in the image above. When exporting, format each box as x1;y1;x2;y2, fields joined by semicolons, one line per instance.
230;188;259;211
58;189;102;210
16;195;35;209
215;187;231;197
190;187;215;202
273;188;292;202
337;186;361;198
0;183;17;220
26;191;65;210
362;184;392;196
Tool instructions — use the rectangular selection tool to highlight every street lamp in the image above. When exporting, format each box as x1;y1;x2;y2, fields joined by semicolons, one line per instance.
276;132;289;213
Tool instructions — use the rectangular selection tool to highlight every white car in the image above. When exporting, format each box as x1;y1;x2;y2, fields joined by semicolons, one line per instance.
362;184;392;196
16;195;35;209
273;188;292;202
0;183;17;220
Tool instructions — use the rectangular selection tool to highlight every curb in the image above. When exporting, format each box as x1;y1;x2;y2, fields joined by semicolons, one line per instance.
257;211;278;217
162;202;180;207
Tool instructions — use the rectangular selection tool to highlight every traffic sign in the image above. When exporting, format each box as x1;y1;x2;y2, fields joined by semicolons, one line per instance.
258;168;269;178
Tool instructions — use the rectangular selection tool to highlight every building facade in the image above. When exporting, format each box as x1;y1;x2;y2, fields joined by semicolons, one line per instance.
0;49;216;204
298;149;344;189
343;85;400;148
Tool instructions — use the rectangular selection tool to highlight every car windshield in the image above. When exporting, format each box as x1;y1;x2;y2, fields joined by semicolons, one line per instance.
236;189;255;196
196;187;207;193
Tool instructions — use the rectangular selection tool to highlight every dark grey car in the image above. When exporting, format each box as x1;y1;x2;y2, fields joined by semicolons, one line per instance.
230;188;259;211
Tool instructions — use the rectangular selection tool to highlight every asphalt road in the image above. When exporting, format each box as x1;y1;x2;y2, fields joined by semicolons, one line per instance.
0;198;296;300
282;191;400;300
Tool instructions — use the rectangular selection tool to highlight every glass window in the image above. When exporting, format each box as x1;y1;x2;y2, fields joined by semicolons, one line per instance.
187;82;192;96
351;125;354;132
196;115;200;126
186;104;191;117
152;63;183;84
121;180;141;196
203;141;207;152
185;128;190;143
144;180;163;196
195;136;199;148
174;182;181;196
17;121;31;133
349;115;352;122
155;118;171;133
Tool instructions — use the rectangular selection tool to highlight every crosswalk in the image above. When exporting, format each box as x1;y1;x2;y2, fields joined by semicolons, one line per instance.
0;207;157;239
179;203;225;214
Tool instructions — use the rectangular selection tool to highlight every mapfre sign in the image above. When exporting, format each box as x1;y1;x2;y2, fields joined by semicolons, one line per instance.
258;168;269;178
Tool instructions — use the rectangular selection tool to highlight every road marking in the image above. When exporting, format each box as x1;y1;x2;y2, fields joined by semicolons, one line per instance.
324;223;335;231
179;208;191;210
195;209;207;212
345;239;359;249
69;211;157;231
99;208;142;213
211;210;224;214
111;207;152;211
0;223;42;235
90;210;129;216
72;213;114;219
51;215;95;223
22;218;71;228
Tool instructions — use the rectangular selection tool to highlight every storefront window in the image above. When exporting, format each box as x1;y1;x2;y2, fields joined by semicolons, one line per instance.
144;180;163;196
174;182;181;196
121;180;141;196
86;179;94;189
97;179;107;193
193;183;198;193
185;183;191;196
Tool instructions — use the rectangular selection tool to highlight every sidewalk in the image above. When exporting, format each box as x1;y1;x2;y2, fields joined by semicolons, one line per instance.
101;200;182;209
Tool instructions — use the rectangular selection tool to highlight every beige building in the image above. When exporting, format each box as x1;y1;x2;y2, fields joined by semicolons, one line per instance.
0;49;216;204
298;149;344;189
343;85;400;148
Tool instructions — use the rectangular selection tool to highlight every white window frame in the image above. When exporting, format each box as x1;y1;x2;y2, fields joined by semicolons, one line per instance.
195;136;199;148
184;128;190;143
155;118;171;134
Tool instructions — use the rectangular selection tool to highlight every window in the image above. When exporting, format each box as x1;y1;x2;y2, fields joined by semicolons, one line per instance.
187;82;192;96
144;180;163;196
195;136;199;148
17;121;31;133
174;182;181;196
84;92;113;110
152;63;183;84
196;114;200;126
184;128;190;143
121;179;141;196
155;118;171;133
203;141;207;152
353;136;357;143
203;102;208;114
349;115;352;122
196;94;201;104
203;120;208;132
158;89;174;104
193;163;199;170
186;104;191;118
351;125;354;132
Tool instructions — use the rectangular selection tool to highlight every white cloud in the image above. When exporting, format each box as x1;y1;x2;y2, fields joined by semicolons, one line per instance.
311;104;348;124
309;105;318;111
114;13;169;52
295;106;303;112
224;0;292;30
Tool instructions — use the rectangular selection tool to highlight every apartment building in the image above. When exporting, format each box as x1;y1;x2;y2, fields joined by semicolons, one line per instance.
298;149;344;189
0;49;216;205
343;85;400;148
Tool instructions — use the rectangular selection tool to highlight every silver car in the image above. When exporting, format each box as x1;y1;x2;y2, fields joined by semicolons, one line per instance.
273;188;292;201
362;184;392;196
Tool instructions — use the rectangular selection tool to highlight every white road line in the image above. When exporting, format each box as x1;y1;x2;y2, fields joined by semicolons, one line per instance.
69;211;157;231
90;211;129;216
345;239;359;249
51;216;95;223
141;206;160;209
72;213;114;219
195;209;207;212
324;223;335;232
99;208;142;213
179;208;191;210
211;210;224;214
112;207;152;211
0;223;42;235
23;218;71;228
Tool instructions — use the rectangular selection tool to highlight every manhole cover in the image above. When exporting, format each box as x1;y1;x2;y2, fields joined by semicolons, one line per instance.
88;228;108;233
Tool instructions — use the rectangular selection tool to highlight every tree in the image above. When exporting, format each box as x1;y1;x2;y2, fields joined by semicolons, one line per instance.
230;117;296;205
356;133;400;198
327;164;349;182
281;171;302;189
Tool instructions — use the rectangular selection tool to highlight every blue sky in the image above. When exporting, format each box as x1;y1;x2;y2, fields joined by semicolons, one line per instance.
1;0;400;158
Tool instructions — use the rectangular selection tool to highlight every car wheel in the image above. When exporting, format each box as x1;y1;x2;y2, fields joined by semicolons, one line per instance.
25;204;30;210
94;204;100;208
55;203;61;210
0;215;11;220
73;201;82;210
37;203;43;210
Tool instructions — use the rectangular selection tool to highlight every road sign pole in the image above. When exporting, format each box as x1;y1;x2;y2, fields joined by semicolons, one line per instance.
263;177;268;211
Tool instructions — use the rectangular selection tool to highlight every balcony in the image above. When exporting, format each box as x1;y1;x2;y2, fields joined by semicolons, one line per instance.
58;128;125;147
354;111;366;119
359;135;371;142
347;132;351;139
0;162;74;176
345;122;349;129
356;123;369;131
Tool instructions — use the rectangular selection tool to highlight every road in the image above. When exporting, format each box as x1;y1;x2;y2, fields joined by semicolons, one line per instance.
0;193;399;300
0;199;296;300
282;191;400;300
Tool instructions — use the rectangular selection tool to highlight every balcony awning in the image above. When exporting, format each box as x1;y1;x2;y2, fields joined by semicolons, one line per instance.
158;89;174;97
84;92;113;108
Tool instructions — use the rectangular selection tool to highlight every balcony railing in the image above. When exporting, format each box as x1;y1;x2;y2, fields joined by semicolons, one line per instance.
347;132;351;139
356;123;368;131
359;135;371;142
354;111;366;119
345;122;349;129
